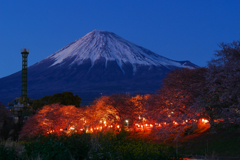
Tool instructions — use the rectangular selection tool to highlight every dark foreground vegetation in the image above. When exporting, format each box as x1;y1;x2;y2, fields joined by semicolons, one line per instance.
1;125;240;160
178;123;240;158
0;130;182;160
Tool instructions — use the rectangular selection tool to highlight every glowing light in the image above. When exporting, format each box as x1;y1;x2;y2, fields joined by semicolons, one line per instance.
150;124;153;127
201;118;209;124
117;125;120;128
138;125;140;127
80;129;83;131
60;129;63;131
125;120;128;123
70;127;75;130
100;120;102;123
145;124;148;126
104;121;106;124
110;125;113;128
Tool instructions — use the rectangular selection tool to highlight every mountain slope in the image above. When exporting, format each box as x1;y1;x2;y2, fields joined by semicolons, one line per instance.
0;30;198;105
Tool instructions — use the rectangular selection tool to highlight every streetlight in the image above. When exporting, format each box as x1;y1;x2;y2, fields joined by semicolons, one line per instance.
125;120;129;127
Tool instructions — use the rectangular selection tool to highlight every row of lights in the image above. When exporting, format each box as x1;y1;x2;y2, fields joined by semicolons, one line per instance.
46;118;209;134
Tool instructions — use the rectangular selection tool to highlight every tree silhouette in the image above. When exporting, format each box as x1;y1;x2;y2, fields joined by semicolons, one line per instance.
32;92;81;110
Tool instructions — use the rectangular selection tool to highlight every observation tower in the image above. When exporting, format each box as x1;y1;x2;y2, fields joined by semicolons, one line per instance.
21;48;29;104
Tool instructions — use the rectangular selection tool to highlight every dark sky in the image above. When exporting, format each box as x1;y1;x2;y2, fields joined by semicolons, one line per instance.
0;0;239;78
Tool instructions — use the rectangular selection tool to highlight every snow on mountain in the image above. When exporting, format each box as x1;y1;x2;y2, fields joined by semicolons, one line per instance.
43;30;195;74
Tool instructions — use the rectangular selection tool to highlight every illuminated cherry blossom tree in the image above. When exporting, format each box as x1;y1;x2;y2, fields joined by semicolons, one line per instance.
198;40;240;126
144;68;207;140
19;104;86;139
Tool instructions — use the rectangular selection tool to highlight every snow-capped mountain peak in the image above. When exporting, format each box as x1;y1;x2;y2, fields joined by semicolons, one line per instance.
43;30;196;73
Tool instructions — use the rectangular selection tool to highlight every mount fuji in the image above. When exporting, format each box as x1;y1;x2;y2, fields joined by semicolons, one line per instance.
0;30;197;105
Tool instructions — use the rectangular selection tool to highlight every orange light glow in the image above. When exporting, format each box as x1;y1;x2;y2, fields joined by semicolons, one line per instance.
201;118;209;124
150;124;153;127
117;125;120;128
60;129;63;131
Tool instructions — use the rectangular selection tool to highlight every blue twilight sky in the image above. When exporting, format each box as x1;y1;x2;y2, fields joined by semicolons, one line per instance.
0;0;239;78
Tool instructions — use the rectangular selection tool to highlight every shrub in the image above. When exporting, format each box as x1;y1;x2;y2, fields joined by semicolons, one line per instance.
0;144;19;160
22;133;91;160
90;130;182;160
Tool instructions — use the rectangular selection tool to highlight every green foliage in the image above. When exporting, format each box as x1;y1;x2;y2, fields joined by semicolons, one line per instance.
0;145;19;160
22;133;91;160
90;130;182;160
18;129;182;159
32;92;81;110
117;139;178;160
